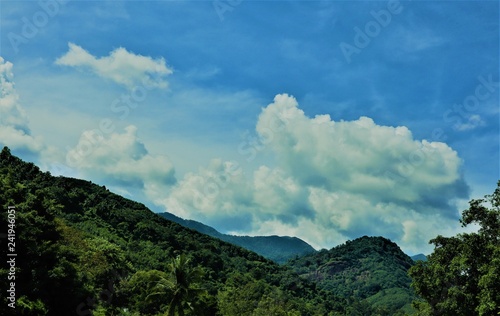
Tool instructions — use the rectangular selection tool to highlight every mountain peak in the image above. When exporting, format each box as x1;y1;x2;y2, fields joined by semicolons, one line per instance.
286;235;416;314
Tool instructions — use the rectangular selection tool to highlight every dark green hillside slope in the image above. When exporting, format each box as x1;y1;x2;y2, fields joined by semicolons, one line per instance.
160;212;316;263
0;147;343;316
287;236;416;315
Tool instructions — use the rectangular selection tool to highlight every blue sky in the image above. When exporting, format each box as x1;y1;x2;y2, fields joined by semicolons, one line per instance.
0;0;498;254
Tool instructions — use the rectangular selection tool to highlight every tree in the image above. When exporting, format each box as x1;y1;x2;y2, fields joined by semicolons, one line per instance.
409;181;500;316
149;254;206;316
115;270;170;315
217;273;270;316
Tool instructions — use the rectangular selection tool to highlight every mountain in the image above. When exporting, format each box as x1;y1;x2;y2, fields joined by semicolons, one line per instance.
411;253;427;262
0;147;343;316
159;212;316;263
286;235;416;315
0;147;419;315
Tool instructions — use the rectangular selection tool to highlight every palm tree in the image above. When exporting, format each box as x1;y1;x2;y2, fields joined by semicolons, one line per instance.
149;254;206;316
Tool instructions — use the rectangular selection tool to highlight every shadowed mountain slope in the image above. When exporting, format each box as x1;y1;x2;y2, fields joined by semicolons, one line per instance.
159;212;316;263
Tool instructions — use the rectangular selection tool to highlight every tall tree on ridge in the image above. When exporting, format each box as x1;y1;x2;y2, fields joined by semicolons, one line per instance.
409;181;500;316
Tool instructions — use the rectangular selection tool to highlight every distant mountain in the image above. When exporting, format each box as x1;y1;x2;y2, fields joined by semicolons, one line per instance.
159;212;316;263
286;236;416;315
411;253;428;262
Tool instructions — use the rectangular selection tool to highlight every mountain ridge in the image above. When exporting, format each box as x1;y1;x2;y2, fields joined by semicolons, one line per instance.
159;211;316;263
410;253;428;262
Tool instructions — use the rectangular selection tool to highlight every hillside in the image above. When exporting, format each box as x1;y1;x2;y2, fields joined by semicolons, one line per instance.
286;236;416;315
0;147;343;315
410;254;427;262
159;212;316;263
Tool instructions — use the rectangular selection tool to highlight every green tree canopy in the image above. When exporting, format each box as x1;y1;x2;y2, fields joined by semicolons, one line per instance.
148;254;207;316
409;181;500;316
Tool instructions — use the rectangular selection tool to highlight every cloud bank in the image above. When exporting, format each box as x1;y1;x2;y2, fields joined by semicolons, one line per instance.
0;54;471;253
0;57;46;156
55;43;173;89
163;94;470;253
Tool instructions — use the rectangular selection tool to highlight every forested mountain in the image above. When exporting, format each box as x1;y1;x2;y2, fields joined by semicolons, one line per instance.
159;212;316;263
0;147;344;315
286;236;416;315
0;147;422;315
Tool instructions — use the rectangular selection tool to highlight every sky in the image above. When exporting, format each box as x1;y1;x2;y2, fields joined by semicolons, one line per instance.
0;0;498;254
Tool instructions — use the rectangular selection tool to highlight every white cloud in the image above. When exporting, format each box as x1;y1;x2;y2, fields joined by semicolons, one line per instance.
255;94;468;248
256;94;467;215
66;125;176;198
162;94;469;253
0;58;28;131
454;114;486;131
55;43;173;89
253;166;313;222
0;57;46;156
161;159;255;231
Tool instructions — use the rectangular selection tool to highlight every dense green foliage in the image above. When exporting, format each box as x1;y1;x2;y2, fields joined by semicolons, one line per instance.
160;212;316;263
147;254;207;316
286;236;417;315
0;147;345;315
409;181;500;316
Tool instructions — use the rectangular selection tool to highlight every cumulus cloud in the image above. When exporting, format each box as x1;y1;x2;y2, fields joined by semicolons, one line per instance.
163;94;469;254
161;159;254;231
55;43;173;89
257;94;468;216
253;166;313;223
66;125;176;197
0;57;46;156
